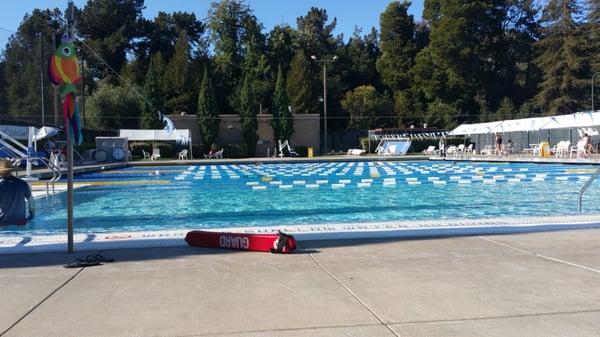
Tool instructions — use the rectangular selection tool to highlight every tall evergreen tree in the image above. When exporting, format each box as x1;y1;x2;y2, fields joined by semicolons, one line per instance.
239;74;258;156
266;25;297;75
197;66;220;147
296;8;338;57
535;0;589;114
376;1;416;91
287;50;316;114
163;30;192;114
140;53;165;129
208;0;255;112
272;64;293;143
413;0;509;125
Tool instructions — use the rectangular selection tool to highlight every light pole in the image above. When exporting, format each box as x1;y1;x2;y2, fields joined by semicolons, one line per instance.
592;72;600;112
311;55;337;155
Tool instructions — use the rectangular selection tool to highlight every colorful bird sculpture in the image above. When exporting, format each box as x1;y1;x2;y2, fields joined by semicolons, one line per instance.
48;38;83;145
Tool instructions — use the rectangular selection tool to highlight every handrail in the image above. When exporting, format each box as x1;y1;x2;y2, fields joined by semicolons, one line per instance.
0;130;29;152
578;167;600;212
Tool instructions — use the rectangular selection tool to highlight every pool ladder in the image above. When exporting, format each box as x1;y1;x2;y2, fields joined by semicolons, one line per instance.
578;167;600;212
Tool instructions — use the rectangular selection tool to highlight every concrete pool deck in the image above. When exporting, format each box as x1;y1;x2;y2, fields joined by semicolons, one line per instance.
1;229;600;337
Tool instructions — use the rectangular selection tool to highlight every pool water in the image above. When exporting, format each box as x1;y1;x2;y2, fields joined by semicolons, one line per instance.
4;160;600;236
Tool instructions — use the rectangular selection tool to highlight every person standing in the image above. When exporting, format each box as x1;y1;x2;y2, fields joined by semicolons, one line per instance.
495;133;503;155
0;159;35;226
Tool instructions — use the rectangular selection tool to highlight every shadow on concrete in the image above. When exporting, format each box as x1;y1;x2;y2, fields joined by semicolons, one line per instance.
0;243;322;269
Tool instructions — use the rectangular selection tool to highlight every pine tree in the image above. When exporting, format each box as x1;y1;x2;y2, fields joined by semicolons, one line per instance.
141;53;165;129
197;66;220;147
535;0;589;114
376;1;416;91
239;74;258;156
287;50;316;114
163;31;192;114
272;64;293;143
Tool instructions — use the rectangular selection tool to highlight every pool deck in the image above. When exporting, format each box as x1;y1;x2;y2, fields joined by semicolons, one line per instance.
1;228;600;337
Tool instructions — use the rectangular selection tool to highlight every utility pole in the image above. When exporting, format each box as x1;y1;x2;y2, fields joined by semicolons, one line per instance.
311;55;337;155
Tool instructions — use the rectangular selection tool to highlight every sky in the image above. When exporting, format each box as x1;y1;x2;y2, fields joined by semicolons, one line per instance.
0;0;424;53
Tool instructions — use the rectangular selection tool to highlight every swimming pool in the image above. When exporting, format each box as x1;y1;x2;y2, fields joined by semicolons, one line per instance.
5;160;600;236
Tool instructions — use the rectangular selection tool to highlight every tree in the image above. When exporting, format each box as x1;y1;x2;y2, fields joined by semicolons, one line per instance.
267;25;297;74
341;85;393;130
376;1;416;91
239;74;258;156
287;50;316;114
140;53;164;129
494;97;517;120
535;0;589;114
197;66;220;147
296;7;338;57
77;0;144;82
272;64;293;143
3;9;64;124
413;0;510;124
208;0;255;112
86;80;142;131
163;30;193;114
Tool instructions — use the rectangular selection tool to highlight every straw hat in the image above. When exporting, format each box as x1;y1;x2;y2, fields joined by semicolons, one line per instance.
0;159;16;176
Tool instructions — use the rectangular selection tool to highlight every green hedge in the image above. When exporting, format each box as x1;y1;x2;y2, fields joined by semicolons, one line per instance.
222;143;247;158
129;142;152;158
154;142;175;158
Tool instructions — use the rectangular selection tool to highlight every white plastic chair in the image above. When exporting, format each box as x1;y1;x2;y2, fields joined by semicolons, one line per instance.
214;149;223;159
142;150;150;160
178;149;188;160
151;148;161;161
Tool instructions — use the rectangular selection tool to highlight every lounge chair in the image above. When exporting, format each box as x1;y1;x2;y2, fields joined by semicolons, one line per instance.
347;149;365;155
142;150;150;160
178;149;188;160
151;148;161;161
423;146;435;156
213;149;223;159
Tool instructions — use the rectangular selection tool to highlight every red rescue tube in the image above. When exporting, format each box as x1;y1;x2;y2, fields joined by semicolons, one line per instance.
185;230;296;254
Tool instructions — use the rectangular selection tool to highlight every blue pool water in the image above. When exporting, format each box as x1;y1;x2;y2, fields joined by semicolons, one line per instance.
4;160;600;236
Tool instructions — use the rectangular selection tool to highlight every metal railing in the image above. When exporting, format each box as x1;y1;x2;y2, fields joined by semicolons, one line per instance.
578;167;600;212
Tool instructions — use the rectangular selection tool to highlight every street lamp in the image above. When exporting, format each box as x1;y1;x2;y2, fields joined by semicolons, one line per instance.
311;54;337;154
592;72;600;112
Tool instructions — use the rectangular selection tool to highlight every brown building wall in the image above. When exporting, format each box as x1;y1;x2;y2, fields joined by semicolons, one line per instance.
169;114;320;156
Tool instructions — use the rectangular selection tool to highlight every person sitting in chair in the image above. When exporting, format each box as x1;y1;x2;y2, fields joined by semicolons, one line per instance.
0;159;35;226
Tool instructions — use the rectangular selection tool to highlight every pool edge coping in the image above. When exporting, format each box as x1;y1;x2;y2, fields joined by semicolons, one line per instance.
2;214;600;254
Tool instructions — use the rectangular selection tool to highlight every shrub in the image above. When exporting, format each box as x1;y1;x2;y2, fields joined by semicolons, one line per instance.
222;143;248;158
154;142;175;158
129;142;152;158
359;137;379;153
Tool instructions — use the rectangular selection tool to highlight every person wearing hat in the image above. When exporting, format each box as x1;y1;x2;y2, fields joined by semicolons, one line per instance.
0;159;35;226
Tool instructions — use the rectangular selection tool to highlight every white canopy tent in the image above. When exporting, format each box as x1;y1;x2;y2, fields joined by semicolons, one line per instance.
449;111;600;136
448;111;600;153
119;129;192;159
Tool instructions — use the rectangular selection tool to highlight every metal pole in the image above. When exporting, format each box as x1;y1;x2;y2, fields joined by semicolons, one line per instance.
40;33;45;125
52;33;59;126
66;0;75;253
323;62;327;155
67;119;74;253
592;72;600;112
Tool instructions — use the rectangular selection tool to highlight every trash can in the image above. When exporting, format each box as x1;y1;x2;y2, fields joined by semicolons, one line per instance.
308;147;314;158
